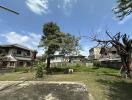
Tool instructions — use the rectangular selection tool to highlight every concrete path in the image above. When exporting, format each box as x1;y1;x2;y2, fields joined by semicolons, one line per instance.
0;81;93;100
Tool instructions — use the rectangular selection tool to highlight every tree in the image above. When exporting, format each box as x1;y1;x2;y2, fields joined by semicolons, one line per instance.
113;0;132;20
0;49;6;67
91;31;132;78
59;33;80;56
39;22;80;73
39;22;65;73
0;5;19;15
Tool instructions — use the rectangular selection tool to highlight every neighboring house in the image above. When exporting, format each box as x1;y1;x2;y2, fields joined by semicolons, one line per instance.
44;54;65;64
88;46;120;61
68;55;86;63
88;47;101;60
89;46;121;68
50;54;65;63
0;44;37;68
99;46;120;61
44;54;86;63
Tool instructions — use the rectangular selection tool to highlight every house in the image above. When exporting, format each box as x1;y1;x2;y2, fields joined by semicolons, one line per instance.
88;46;120;61
44;54;86;64
68;55;86;63
0;44;37;68
50;54;65;63
99;46;120;61
88;47;101;60
88;46;122;68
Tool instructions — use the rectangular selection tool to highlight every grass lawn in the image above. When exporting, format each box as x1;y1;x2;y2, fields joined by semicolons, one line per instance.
0;67;132;100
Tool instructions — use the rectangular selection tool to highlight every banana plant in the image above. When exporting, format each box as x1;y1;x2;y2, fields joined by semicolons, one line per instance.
0;5;19;15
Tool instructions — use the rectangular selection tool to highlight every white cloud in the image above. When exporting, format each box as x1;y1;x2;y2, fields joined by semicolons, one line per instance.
62;0;77;15
1;32;29;44
80;46;89;56
1;31;43;56
29;33;41;46
37;48;44;56
26;0;49;15
26;0;77;15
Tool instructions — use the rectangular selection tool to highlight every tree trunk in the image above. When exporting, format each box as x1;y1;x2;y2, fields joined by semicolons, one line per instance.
46;57;50;69
46;57;52;74
120;53;132;79
126;53;132;78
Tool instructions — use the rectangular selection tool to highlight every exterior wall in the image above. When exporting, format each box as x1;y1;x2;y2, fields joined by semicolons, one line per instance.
94;48;101;59
11;48;31;58
6;62;17;68
101;60;122;69
0;46;35;68
51;57;64;63
89;47;101;60
89;47;120;61
16;61;32;67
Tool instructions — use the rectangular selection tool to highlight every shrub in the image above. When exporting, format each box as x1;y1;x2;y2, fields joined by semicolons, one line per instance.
36;66;43;78
76;63;81;67
93;60;101;67
35;62;45;78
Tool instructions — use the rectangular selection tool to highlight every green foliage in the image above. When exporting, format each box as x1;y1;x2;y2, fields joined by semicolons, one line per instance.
14;67;31;73
49;63;118;76
35;62;46;78
33;61;46;68
113;0;132;20
39;22;62;55
36;66;43;78
39;22;81;69
93;60;101;67
59;33;81;55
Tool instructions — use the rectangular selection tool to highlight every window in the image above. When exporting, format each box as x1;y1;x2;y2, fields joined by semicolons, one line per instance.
10;62;15;66
112;51;116;54
19;62;24;66
27;51;30;56
17;50;21;54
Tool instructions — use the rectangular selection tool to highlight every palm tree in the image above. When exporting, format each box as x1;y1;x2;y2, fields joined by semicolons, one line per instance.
0;5;19;15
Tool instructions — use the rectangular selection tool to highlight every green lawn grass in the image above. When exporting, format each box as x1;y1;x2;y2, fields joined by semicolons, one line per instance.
0;67;132;100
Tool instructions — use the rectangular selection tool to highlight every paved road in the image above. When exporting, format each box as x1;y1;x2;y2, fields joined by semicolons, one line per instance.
0;81;92;100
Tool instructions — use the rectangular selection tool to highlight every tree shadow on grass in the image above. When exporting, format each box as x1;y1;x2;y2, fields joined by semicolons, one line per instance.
96;79;132;100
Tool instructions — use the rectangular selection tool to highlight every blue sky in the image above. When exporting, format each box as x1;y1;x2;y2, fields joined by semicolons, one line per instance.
0;0;132;56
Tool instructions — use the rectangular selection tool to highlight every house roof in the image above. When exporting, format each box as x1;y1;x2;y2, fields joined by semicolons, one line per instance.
0;44;36;52
68;55;85;58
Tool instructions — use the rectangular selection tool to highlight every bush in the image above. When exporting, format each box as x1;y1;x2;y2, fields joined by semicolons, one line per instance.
36;66;43;78
93;60;101;67
14;67;30;73
35;62;45;78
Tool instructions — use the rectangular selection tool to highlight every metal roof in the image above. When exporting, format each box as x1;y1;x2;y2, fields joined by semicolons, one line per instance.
0;44;36;52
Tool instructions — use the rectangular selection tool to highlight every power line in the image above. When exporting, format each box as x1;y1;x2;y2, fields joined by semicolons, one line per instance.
0;5;19;15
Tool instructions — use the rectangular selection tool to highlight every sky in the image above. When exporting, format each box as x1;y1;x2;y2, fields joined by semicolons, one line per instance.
0;0;132;56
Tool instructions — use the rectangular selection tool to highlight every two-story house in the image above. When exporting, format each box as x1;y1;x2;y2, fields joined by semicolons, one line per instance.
44;54;86;64
88;46;120;61
88;47;102;60
0;44;37;68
